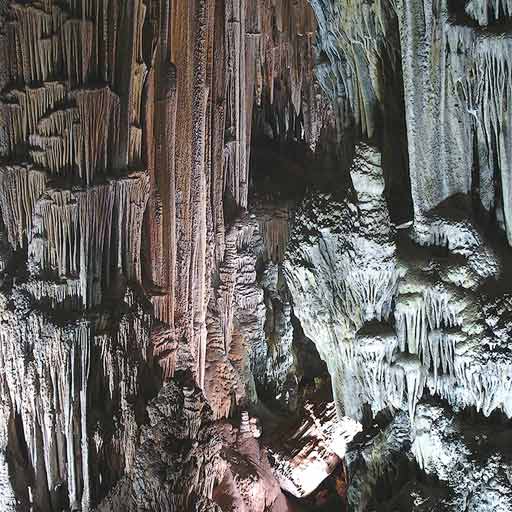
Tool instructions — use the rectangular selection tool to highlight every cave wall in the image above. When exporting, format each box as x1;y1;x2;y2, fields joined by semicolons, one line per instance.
1;0;512;510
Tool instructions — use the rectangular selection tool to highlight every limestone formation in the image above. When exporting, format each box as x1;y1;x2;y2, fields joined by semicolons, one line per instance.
1;0;512;510
97;376;296;512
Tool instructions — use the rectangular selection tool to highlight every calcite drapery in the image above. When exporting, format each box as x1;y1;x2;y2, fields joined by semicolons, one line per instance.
144;0;320;390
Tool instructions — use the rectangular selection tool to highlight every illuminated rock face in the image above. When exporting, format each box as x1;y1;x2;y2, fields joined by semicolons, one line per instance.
285;140;512;508
1;0;512;510
267;400;361;498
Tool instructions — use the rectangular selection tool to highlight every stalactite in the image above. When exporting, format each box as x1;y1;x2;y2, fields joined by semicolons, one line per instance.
2;83;66;155
112;172;150;283
258;207;289;263
62;19;94;87
70;87;120;184
146;0;177;335
18;278;82;310
114;0;147;169
210;0;227;267
465;0;512;25
0;164;47;248
8;2;64;84
29;107;79;175
28;186;115;307
224;0;248;208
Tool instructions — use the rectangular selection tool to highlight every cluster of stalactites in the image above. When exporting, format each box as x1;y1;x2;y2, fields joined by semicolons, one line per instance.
341;268;399;330
394;289;461;360
6;0;122;87
340;279;466;419
2;0;147;177
393;0;512;243
3;83;121;183
3;82;66;155
340;329;428;421
251;0;321;149
453;30;512;244
0;164;46;248
309;0;399;138
26;174;149;308
341;270;512;421
0;286;151;511
428;349;512;418
0;311;92;511
96;288;152;470
222;0;319;210
465;0;512;25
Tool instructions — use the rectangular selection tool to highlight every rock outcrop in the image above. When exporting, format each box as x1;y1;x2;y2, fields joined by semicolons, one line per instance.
97;375;295;512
